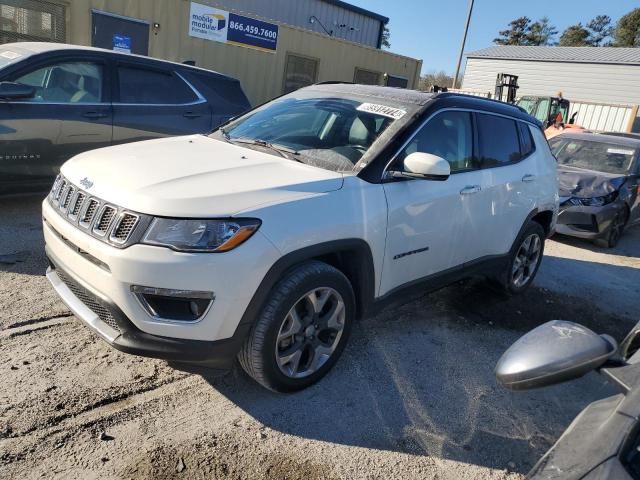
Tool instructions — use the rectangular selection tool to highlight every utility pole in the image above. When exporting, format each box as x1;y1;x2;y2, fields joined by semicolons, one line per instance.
453;0;474;89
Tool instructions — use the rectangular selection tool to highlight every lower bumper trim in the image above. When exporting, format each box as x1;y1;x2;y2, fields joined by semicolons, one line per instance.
45;252;249;369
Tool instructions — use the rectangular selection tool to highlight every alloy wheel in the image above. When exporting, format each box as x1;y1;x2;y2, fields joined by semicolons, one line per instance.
511;233;542;288
275;287;346;379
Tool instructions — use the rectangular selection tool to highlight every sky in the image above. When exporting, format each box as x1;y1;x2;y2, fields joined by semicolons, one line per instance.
352;0;640;75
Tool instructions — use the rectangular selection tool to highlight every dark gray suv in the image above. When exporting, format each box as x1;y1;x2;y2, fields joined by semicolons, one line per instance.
0;42;250;194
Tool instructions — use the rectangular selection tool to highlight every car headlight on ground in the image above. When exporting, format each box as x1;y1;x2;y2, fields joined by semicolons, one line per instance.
569;191;618;207
142;218;261;252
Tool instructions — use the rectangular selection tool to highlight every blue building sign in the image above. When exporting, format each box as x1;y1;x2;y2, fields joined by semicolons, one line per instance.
112;34;131;53
227;13;278;52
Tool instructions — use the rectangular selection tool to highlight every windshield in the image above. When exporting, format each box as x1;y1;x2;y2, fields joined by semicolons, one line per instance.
0;48;25;69
214;95;403;172
549;137;637;175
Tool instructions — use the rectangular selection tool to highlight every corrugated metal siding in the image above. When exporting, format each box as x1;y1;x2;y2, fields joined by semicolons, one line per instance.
467;46;640;65
570;102;634;132
212;0;383;48
63;0;420;106
462;57;640;105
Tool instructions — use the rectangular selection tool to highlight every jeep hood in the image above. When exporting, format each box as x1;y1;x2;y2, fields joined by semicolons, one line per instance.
61;135;344;217
558;165;626;199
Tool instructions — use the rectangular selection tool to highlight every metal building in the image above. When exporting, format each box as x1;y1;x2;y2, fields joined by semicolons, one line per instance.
0;0;420;106
462;46;640;105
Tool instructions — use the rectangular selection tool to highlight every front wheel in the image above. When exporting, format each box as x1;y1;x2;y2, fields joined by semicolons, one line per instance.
238;261;355;392
594;209;627;249
496;221;546;295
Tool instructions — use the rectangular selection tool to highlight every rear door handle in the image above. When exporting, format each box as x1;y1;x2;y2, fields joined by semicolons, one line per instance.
82;111;108;119
183;112;202;119
522;174;537;183
460;185;481;195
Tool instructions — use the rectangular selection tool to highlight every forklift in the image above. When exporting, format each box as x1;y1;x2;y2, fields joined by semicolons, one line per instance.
494;73;580;137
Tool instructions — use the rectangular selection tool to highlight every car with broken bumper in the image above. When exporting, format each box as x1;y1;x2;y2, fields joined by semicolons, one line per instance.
43;85;558;392
549;132;640;248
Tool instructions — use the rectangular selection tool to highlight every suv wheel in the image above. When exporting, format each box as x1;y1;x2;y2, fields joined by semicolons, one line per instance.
497;221;545;295
238;261;355;392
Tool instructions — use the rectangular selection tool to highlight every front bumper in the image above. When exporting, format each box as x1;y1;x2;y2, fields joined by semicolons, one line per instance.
555;201;622;240
42;198;281;362
46;258;249;367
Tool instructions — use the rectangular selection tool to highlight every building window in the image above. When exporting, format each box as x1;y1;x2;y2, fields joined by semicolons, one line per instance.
0;0;66;45
385;74;408;89
283;53;319;94
354;68;381;85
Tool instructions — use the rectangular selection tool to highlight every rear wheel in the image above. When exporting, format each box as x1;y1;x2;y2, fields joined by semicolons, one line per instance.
595;209;627;249
238;261;355;392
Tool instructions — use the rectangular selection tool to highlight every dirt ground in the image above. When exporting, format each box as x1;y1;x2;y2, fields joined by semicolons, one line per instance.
1;194;638;480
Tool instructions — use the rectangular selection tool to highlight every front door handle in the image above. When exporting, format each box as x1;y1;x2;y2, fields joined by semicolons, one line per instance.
82;111;108;119
183;112;202;119
460;185;481;195
522;174;537;183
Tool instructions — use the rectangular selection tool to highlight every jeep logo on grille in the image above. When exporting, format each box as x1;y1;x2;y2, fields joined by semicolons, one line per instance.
79;177;94;189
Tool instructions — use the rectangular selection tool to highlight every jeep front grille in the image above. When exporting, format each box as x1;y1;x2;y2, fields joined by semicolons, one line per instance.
47;175;148;248
110;214;139;244
69;192;86;218
93;205;117;236
79;198;99;228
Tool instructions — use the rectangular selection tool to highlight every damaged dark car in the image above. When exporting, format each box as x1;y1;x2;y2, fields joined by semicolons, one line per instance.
549;132;640;248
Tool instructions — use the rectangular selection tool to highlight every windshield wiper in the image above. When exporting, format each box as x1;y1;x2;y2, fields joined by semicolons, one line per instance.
228;137;303;162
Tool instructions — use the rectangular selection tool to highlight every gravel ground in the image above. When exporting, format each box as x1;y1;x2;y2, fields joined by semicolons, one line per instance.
1;194;638;480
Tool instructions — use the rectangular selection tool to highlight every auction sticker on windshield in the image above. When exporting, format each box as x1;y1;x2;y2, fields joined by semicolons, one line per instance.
607;148;635;156
356;103;406;120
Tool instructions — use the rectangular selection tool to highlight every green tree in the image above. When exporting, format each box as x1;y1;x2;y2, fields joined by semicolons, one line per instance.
614;8;640;47
558;23;591;46
381;25;391;49
494;16;532;45
527;17;558;46
587;15;613;46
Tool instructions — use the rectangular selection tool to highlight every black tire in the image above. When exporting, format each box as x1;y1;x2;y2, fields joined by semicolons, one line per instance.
238;260;355;392
495;221;546;296
594;208;627;249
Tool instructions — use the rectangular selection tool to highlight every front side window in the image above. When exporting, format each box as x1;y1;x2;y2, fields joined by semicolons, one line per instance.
117;66;197;104
216;96;400;172
477;113;521;167
518;122;535;157
13;61;103;103
549;137;637;175
398;111;474;172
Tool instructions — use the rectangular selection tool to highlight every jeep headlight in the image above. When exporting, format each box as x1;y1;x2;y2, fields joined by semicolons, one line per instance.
142;218;261;252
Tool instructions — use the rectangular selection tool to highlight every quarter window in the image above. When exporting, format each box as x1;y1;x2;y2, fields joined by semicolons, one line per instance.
13;61;103;103
477;113;521;167
518;122;535;157
117;66;197;104
399;111;474;172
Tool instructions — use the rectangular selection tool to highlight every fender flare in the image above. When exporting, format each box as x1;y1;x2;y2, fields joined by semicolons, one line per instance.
237;238;376;331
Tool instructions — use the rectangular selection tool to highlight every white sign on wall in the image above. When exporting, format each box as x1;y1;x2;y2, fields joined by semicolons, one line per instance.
189;2;229;43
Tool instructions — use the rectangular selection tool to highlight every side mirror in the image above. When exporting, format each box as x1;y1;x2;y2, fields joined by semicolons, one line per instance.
396;152;450;181
0;82;35;100
496;320;617;391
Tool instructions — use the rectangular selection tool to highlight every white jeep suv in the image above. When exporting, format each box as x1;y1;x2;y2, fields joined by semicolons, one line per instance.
43;84;558;392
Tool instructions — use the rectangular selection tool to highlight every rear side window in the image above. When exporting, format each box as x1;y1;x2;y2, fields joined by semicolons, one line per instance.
117;66;198;104
477;113;521;167
518;122;535;157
